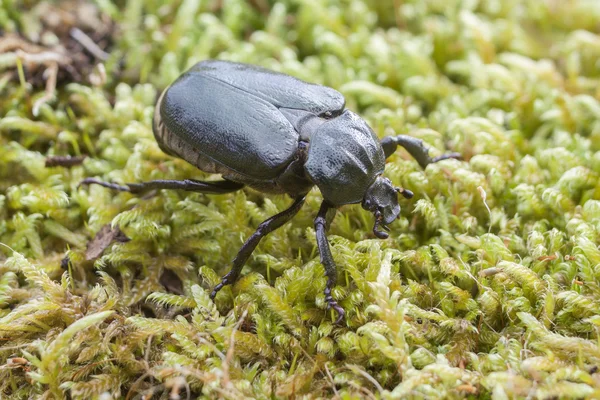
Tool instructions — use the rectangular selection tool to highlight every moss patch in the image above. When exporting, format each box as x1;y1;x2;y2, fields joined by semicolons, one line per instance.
2;0;600;398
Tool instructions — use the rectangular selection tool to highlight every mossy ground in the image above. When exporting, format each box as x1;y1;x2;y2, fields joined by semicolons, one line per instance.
2;0;600;399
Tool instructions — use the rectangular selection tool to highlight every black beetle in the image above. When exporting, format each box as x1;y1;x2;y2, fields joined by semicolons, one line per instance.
82;60;459;323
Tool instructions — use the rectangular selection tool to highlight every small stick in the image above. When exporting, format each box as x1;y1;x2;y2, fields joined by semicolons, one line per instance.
33;62;58;116
45;155;86;168
0;35;46;54
70;28;109;61
15;49;70;67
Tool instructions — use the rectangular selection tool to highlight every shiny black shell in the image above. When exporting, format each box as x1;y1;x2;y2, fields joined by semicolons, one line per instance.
154;60;344;180
154;60;385;206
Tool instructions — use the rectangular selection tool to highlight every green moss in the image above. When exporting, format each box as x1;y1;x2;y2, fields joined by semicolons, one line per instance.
2;0;600;398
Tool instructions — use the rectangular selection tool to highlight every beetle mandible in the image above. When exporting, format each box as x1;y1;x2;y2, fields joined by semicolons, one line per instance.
82;60;460;323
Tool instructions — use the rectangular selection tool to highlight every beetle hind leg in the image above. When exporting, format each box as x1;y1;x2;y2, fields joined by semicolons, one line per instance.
80;178;244;194
380;135;461;169
209;195;306;300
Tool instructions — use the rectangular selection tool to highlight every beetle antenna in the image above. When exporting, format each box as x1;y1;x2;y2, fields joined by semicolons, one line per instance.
395;186;414;199
373;211;389;239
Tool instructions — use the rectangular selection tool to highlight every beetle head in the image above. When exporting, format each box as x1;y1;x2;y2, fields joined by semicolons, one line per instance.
362;176;414;239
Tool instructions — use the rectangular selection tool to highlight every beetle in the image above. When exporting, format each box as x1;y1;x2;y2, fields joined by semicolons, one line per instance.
81;60;459;323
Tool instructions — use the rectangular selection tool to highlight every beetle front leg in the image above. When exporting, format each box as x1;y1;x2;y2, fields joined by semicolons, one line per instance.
380;135;460;169
210;195;306;299
80;178;244;194
314;201;345;324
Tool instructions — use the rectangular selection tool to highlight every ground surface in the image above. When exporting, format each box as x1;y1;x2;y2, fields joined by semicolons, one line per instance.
2;0;600;399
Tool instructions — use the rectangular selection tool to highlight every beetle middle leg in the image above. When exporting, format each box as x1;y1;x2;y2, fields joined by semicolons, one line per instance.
80;178;244;194
314;201;345;324
210;195;307;299
380;135;461;169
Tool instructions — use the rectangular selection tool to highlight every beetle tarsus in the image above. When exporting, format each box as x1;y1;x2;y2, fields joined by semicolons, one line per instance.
373;210;390;239
209;278;229;300
373;227;389;239
79;178;132;192
381;135;460;169
432;152;462;163
324;285;345;324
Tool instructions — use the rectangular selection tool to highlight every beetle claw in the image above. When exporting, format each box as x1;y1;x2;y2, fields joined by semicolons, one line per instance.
432;152;461;163
330;303;346;325
209;284;222;300
210;276;231;300
324;286;345;324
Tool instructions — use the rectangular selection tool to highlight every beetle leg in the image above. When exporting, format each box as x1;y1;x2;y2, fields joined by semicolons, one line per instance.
380;135;461;169
210;195;307;299
314;201;345;324
80;178;244;194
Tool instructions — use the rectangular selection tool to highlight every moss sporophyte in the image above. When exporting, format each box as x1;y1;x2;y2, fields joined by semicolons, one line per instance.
2;0;600;399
